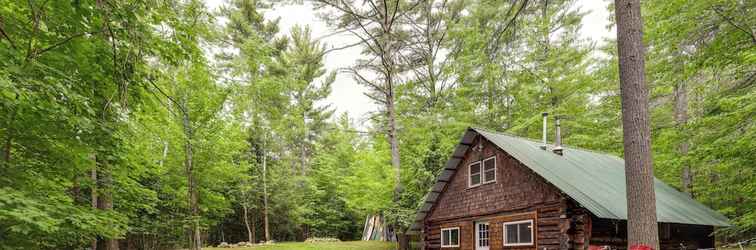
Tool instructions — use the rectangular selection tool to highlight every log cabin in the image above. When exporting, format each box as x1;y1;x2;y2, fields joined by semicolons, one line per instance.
409;124;729;250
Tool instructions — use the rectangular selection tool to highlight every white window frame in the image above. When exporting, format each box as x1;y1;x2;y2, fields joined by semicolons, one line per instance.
468;161;482;188
441;227;460;248
469;156;497;188
502;219;534;247
475;221;490;249
482;156;496;184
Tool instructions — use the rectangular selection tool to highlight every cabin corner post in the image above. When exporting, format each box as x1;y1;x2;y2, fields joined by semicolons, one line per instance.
582;214;592;250
558;198;571;250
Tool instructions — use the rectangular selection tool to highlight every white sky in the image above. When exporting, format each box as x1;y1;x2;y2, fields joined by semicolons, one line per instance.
205;0;615;123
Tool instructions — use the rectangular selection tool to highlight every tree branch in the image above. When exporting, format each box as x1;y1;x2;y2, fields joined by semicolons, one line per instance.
487;0;529;57
0;18;18;50
147;77;190;118
33;29;105;58
322;40;364;55
712;7;756;44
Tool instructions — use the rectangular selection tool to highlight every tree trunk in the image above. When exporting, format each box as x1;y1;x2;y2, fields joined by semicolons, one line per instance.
262;139;270;242
100;161;120;250
381;6;401;201
91;156;99;250
674;81;692;196
387;93;401;196
301;111;308;177
386;67;408;250
181;101;201;250
614;0;660;249
397;233;410;250
381;4;406;249
2;101;17;164
243;203;253;243
251;212;256;243
158;141;169;168
300;139;307;177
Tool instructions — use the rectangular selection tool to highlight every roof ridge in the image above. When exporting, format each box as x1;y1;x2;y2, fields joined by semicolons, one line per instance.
470;127;623;159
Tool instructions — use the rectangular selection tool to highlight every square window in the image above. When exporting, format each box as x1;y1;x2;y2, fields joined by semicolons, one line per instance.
471;174;481;185
518;223;532;243
505;224;518;243
503;220;534;246
483;157;496;184
469;162;482;187
470;162;481;174
441;227;460;247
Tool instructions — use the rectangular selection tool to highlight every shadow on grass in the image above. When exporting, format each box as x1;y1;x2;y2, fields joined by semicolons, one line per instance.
204;241;396;250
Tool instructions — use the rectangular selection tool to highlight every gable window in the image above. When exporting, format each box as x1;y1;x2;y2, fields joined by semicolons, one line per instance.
483;156;496;184
441;227;460;247
503;220;533;246
469;162;482;187
469;156;496;187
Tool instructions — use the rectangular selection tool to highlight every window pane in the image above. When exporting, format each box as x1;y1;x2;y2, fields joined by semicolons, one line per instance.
450;229;459;245
506;224;518;244
470;162;481;174
519;222;532;243
484;158;495;171
479;224;489;246
484;169;495;182
442;230;449;245
471;174;481;185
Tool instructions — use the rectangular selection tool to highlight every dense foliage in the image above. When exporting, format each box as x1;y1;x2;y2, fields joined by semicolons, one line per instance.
0;0;752;249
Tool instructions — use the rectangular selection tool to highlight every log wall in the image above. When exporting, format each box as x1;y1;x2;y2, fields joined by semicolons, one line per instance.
589;217;715;250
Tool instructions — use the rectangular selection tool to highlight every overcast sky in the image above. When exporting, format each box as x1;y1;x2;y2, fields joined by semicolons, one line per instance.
205;0;615;124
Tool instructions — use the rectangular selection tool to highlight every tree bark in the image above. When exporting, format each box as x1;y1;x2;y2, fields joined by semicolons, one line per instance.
397;234;410;250
387;91;401;196
158;141;169;168
99;159;120;250
181;99;201;250
91;155;99;250
614;0;660;248
674;81;692;196
242;203;253;243
301;110;308;177
262;139;270;242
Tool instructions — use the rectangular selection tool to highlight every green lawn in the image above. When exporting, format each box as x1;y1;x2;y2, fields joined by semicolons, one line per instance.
205;241;395;250
205;242;754;250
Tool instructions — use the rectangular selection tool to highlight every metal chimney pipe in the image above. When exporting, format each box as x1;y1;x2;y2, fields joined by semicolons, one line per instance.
541;112;548;150
553;116;563;155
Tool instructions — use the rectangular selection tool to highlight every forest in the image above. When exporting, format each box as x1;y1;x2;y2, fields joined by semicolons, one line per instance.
0;0;753;249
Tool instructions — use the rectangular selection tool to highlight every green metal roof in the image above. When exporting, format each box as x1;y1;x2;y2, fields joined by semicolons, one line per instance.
410;128;730;231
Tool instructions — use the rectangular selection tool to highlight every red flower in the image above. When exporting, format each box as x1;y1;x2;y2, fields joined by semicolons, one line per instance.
630;244;654;250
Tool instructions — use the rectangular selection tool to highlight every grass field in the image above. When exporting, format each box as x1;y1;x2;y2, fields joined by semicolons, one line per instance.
204;242;756;250
204;241;395;250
